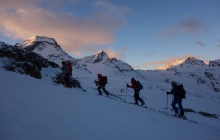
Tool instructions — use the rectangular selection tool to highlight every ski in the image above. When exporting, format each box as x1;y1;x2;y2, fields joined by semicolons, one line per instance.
123;101;158;111
129;102;147;108
108;93;124;101
172;115;197;123
97;94;118;100
160;111;197;123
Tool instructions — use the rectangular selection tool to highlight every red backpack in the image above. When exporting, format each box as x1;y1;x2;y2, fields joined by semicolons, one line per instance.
67;61;72;74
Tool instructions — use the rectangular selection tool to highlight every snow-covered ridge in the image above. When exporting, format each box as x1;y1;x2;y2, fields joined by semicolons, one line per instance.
209;59;220;67
157;57;207;70
23;35;57;46
147;57;220;92
184;57;206;65
21;36;76;66
157;59;184;70
77;50;134;72
0;41;9;49
17;36;141;81
111;58;134;71
93;50;109;63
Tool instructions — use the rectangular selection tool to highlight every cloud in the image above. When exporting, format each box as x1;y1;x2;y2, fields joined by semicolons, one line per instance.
120;46;128;52
0;0;130;55
195;41;207;47
104;46;128;60
178;16;204;35
140;54;203;70
0;0;39;10
105;49;125;60
159;16;209;41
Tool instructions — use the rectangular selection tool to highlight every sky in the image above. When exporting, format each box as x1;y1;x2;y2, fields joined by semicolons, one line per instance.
0;0;219;70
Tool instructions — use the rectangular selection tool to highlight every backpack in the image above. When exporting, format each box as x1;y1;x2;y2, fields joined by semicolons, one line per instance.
102;76;108;85
136;80;143;90
67;61;72;74
178;84;186;99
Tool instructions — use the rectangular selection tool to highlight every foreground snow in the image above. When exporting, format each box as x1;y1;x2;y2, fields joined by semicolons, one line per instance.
1;68;220;140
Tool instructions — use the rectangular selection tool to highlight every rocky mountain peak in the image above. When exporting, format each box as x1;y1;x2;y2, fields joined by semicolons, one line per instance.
93;50;109;63
23;36;58;47
184;57;205;65
209;59;220;67
22;35;61;52
97;50;106;55
20;35;76;66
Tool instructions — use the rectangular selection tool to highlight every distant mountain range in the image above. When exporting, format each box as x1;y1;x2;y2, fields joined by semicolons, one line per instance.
157;57;219;70
1;35;220;92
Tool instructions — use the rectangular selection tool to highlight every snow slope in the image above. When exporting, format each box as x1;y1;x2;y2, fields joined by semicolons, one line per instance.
1;59;220;140
1;37;220;140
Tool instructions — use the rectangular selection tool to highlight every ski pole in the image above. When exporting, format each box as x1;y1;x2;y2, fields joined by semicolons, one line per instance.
125;86;128;102
166;94;168;115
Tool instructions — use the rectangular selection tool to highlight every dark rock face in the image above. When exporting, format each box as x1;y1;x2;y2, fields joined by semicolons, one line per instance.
0;43;59;79
52;73;82;89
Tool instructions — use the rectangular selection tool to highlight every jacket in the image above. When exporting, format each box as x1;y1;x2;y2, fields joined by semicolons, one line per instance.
129;79;138;91
62;63;70;74
167;84;181;100
98;74;104;86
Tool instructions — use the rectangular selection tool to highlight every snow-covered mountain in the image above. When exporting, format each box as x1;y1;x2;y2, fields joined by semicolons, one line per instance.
1;36;219;94
18;36;142;80
1;38;220;140
1;36;146;98
0;40;60;79
17;36;76;66
74;49;145;93
77;49;134;72
157;57;206;71
184;57;206;65
157;59;184;70
151;57;220;92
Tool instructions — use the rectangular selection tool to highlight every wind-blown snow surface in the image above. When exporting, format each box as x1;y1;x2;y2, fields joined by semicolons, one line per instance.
1;63;220;140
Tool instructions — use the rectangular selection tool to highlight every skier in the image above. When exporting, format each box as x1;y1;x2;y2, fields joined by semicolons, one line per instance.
61;61;71;87
95;73;109;96
166;81;185;117
127;78;145;106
